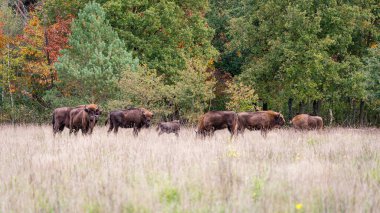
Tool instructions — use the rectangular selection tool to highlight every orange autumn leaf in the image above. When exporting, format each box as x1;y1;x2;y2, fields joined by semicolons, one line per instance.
45;15;73;63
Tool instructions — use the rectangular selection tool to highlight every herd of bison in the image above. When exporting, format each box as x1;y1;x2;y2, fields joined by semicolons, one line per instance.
52;104;324;137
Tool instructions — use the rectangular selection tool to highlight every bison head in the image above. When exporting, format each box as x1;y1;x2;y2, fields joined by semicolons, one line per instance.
140;108;153;128
274;112;285;127
84;104;101;123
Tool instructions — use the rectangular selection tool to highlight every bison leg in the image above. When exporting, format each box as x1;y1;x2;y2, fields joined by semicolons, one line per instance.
228;126;237;137
69;127;74;135
58;124;65;132
53;125;59;136
175;132;179;137
113;125;119;134
53;122;64;136
73;128;80;136
107;123;114;134
260;129;268;138
237;126;245;137
207;130;215;137
227;126;232;134
158;130;163;136
81;128;88;136
133;126;141;137
133;127;139;137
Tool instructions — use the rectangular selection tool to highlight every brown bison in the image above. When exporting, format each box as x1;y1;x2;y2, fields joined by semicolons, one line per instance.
105;108;154;136
156;120;180;136
196;111;238;138
237;111;285;137
291;114;323;130
69;104;101;135
52;105;86;135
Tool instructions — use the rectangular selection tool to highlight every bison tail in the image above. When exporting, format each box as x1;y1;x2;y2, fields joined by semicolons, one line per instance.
104;115;109;126
52;113;55;130
232;113;239;135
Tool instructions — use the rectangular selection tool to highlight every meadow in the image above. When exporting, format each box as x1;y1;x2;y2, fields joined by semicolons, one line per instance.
0;125;379;212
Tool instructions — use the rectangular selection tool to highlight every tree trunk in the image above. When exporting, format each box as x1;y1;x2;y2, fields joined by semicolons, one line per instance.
329;109;334;126
352;99;357;126
312;100;317;115
263;102;268;111
298;101;304;114
7;44;15;125
288;98;293;121
359;100;365;127
44;29;55;89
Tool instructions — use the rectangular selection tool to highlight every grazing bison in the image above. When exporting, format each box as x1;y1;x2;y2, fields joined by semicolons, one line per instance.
196;111;238;138
156;120;180;136
105;108;154;136
291;114;323;130
69;104;101;135
52;105;86;135
237;111;285;137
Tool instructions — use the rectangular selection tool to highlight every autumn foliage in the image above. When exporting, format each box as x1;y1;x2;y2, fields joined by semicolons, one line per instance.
0;21;5;49
18;14;52;99
45;15;72;63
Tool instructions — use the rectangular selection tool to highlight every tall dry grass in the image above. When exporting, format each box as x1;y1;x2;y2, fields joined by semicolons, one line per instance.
0;125;379;212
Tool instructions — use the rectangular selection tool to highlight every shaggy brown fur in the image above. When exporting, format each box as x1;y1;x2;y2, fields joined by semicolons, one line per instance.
105;108;154;136
156;120;180;136
291;114;323;130
197;111;238;138
237;111;285;137
69;104;100;135
52;105;85;135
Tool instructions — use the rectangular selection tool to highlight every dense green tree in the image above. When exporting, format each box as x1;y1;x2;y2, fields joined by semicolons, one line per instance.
0;0;379;125
173;58;216;122
102;0;217;81
206;0;245;76
225;79;259;112
364;45;380;112
110;66;173;119
43;0;86;23
228;0;379;124
54;2;138;103
0;4;23;123
114;58;216;122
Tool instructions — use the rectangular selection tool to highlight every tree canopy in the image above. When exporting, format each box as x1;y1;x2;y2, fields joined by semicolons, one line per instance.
54;2;138;103
0;0;379;125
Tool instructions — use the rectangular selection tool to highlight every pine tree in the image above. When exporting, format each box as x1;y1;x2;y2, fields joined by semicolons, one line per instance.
55;2;138;103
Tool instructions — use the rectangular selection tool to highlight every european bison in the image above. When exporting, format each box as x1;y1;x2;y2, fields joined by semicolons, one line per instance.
69;104;101;135
105;108;154;136
52;105;86;135
237;111;285;137
156;120;180;136
196;111;238;138
291;114;323;130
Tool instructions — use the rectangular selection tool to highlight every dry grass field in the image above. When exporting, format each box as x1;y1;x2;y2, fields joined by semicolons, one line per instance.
0;125;379;212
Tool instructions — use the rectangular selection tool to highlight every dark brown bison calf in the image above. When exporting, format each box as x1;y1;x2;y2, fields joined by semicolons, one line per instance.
105;108;154;136
291;114;323;130
237;111;285;137
69;104;101;135
156;120;180;136
196;111;238;138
